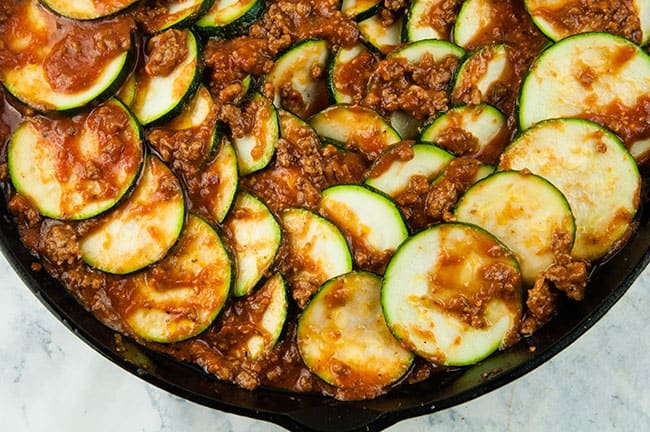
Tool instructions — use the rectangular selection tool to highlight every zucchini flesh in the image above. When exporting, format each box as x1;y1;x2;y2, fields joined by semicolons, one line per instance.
195;0;265;36
281;208;353;307
232;92;279;175
364;143;454;197
244;273;288;360
297;272;414;394
131;29;201;126
451;44;513;106
0;0;133;112
135;0;213;33
359;13;403;54
186;138;239;224
389;38;465;64
389;111;425;140
455;171;576;285
308;104;401;160
319;185;408;267
404;0;458;42
8;98;143;220
79;155;186;275
223;192;282;297
518;32;650;155
266;39;330;119
419;104;508;164
453;0;496;48
499;118;640;261
341;0;382;21
40;0;139;20
382;223;522;366
120;215;231;343
116;73;137;107
328;43;377;104
635;0;650;45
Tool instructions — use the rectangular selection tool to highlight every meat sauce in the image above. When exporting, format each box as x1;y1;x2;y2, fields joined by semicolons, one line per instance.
0;0;645;401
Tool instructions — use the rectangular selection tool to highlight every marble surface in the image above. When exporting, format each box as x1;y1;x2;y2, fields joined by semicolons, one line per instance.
1;251;649;432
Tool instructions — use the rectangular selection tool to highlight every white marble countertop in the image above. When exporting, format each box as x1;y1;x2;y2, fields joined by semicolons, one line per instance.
1;251;649;432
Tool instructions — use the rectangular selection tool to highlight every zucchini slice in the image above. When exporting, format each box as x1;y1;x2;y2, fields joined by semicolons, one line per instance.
8;98;143;220
341;0;382;21
147;84;220;169
116;73;137;107
308;104;402;160
186;138;239;224
635;0;650;45
404;0;458;42
265;39;330;119
419;104;508;164
498;118;641;261
319;185;408;268
524;0;647;45
281;208;353;307
382;222;523;366
389;111;425;140
131;29;201;126
358;13;403;54
453;0;495;48
297;271;414;394
454;171;576;285
518;32;650;155
0;0;134;112
195;0;265;37
327;43;378;104
223;192;282;297
119;214;231;343
79;155;186;275
135;0;214;34
39;0;139;20
389;38;465;64
451;44;514;106
243;273;288;360
364;142;454;198
232;92;279;175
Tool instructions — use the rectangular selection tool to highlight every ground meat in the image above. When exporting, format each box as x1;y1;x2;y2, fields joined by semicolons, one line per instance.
363;54;459;120
423;0;464;40
425;158;483;221
147;128;211;176
521;277;560;335
145;29;188;76
7;194;42;229
39;222;80;266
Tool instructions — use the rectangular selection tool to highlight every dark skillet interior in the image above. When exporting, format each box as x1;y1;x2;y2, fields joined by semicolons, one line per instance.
2;191;649;432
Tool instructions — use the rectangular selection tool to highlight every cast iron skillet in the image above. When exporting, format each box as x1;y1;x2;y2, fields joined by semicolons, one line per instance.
2;191;649;432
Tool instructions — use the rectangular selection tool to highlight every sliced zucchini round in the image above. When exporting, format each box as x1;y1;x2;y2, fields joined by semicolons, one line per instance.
454;171;576;285
195;0;265;37
341;0;382;21
281;208;353;306
499;118;641;261
327;43;378;104
636;0;650;46
297;271;414;393
119;214;231;343
39;0;139;20
364;142;454;197
451;44;514;106
389;110;425;140
135;0;214;34
116;73;137;107
518;32;650;152
308;104;402;160
8;98;144;220
223;191;282;297
0;0;134;112
404;0;457;42
319;185;408;266
419;104;508;164
232;92;279;175
382;222;523;366
186;137;239;224
131;29;201;126
265;39;330;119
358;12;403;54
389;38;465;64
243;273;288;360
453;0;496;49
79;155;186;275
524;0;646;44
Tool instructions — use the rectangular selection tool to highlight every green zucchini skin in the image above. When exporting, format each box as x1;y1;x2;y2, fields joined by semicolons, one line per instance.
195;0;266;37
39;0;140;21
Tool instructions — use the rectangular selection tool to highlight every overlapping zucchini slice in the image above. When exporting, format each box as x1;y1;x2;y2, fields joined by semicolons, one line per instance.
358;12;403;54
136;0;215;33
9;98;143;220
0;0;134;112
195;0;265;36
382;223;522;366
119;215;231;343
40;0;139;20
